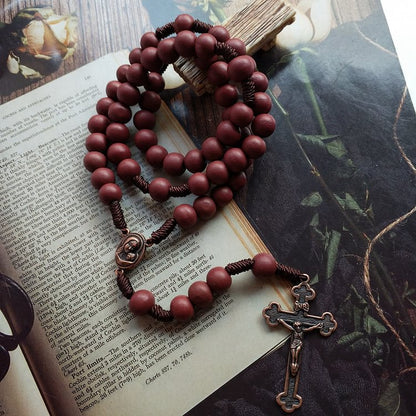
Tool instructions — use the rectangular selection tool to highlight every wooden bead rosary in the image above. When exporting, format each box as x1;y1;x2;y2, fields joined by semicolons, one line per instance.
83;14;337;413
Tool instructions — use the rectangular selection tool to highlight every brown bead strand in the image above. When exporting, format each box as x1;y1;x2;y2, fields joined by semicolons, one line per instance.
225;258;255;275
132;175;149;193
275;262;303;281
169;184;191;197
192;19;213;33
116;268;134;299
146;218;177;246
109;201;128;230
148;305;174;322
155;22;175;40
84;16;280;325
242;79;256;106
214;42;239;61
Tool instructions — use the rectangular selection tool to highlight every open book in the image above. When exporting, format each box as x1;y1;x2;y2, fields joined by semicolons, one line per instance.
0;51;292;416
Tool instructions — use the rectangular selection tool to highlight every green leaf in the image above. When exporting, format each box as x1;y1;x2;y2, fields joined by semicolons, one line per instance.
337;331;364;346
377;381;401;416
309;273;319;285
334;194;346;209
309;212;319;227
326;230;341;279
345;193;366;216
301;191;323;207
365;315;387;335
297;134;338;151
326;138;347;159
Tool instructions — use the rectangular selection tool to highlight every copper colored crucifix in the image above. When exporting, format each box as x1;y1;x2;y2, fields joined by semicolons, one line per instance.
263;275;337;413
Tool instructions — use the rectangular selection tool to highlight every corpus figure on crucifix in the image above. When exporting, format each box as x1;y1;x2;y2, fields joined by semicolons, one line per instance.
263;275;337;413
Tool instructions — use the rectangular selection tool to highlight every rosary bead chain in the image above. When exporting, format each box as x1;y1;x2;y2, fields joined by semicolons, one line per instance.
127;253;303;322
84;15;280;323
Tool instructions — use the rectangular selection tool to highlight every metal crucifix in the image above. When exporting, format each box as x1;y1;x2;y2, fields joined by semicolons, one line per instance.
262;275;337;413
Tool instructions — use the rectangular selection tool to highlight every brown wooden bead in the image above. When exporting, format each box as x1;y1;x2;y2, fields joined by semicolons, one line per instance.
174;14;194;31
107;102;132;123
214;84;238;107
216;120;241;145
174;30;196;57
195;33;217;57
85;133;107;152
252;92;272;115
188;172;210;196
84;151;107;172
193;196;216;220
170;295;194;321
99;183;122;204
134;129;158;151
223;148;248;173
206;267;232;292
173;204;198;229
139;90;162;113
229;102;254;127
129;290;155;315
106;123;130;143
228;172;247;191
146;145;168;168
149;177;171;202
226;38;246;56
163;152;185;176
252;114;276;137
107;143;131;164
252;253;277;277
211;186;233;207
129;47;142;64
228;55;255;82
242;135;266;159
184;149;206;172
208;25;230;42
96;97;114;116
106;80;121;100
116;64;130;82
88;114;110;133
117;82;140;106
145;72;165;92
188;281;213;308
117;158;141;182
207;61;229;86
91;167;115;189
133;110;156;130
157;38;179;64
201;137;224;161
140;31;159;49
141;47;163;72
206;160;229;185
126;63;147;86
251;71;268;92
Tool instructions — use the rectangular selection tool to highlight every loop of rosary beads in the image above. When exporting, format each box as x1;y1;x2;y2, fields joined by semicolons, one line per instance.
84;15;279;322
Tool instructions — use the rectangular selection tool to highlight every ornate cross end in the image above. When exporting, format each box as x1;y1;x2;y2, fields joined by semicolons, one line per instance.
262;276;337;413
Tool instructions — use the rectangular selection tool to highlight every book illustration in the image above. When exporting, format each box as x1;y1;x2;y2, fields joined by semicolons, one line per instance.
0;6;77;95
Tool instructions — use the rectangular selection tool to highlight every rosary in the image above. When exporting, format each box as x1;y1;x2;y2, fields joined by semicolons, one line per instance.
83;14;337;413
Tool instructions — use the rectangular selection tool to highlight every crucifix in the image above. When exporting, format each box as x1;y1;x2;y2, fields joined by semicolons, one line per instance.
263;275;337;413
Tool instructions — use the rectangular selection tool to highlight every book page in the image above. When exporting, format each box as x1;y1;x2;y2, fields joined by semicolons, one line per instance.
0;51;291;415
